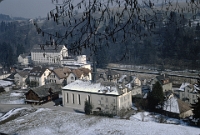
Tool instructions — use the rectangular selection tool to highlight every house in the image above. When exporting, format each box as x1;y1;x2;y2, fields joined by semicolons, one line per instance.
118;75;142;97
29;66;51;87
106;69;120;82
62;80;132;115
61;55;91;70
47;67;76;85
25;83;61;105
0;67;10;80
0;80;13;92
72;68;92;81
163;96;193;119
31;45;68;65
18;53;31;67
174;83;199;104
151;74;172;92
97;69;121;83
14;71;29;88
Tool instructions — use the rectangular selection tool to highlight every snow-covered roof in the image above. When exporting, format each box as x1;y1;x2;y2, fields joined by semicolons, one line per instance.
178;83;190;91
62;80;123;95
118;75;127;83
163;97;191;114
0;80;13;87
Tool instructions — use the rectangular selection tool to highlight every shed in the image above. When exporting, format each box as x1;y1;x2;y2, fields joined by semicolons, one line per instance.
25;83;61;105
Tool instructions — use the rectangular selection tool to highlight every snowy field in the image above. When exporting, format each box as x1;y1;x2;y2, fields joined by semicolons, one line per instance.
0;90;25;104
0;107;200;135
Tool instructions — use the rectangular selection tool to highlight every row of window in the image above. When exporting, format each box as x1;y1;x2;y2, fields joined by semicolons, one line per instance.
65;93;90;105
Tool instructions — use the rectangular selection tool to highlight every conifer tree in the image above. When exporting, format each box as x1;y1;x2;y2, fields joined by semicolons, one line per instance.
84;100;93;115
148;81;164;111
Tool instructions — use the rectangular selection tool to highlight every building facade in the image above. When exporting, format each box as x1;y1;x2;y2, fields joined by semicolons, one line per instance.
18;53;31;67
174;83;199;104
62;80;132;115
31;45;68;65
29;66;51;86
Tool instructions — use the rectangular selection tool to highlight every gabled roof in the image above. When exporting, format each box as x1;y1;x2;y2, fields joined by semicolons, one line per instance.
29;66;48;77
163;97;192;114
156;74;171;85
27;83;61;98
177;99;192;114
72;69;83;78
79;68;91;76
51;67;71;79
106;69;120;76
19;53;30;58
63;80;126;95
17;71;29;78
31;45;66;53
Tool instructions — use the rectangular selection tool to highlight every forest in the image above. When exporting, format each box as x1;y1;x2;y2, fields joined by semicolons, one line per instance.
0;9;200;70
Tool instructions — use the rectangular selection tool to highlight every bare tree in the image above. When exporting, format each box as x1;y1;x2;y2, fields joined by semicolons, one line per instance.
34;0;200;57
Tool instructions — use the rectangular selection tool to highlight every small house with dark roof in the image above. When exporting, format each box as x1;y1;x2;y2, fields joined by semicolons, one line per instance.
29;66;51;86
105;69;120;82
151;74;172;92
25;83;61;105
0;67;11;80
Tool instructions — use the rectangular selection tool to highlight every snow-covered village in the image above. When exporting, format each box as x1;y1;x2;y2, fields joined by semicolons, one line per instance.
1;0;200;135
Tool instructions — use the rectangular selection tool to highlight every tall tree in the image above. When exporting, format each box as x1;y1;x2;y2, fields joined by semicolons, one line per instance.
16;44;25;56
0;42;14;67
84;100;93;115
148;81;164;111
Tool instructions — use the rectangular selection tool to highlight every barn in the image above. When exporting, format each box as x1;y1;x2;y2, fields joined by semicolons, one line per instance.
25;83;61;105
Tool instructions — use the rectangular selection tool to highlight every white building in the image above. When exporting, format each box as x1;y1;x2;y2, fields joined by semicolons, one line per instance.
174;83;199;104
14;71;29;88
61;55;91;70
62;80;132;115
31;45;68;65
18;53;31;67
29;66;51;86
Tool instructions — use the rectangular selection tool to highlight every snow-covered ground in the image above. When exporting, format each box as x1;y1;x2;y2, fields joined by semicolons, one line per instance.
0;90;25;104
0;107;200;135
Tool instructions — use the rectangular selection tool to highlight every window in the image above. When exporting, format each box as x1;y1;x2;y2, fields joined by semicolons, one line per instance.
72;94;74;104
106;98;108;103
113;99;115;103
87;95;90;103
98;100;101;105
71;76;74;80
67;93;69;103
78;94;81;105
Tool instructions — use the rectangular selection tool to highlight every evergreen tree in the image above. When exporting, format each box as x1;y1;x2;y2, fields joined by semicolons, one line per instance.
148;81;164;111
84;100;93;115
16;44;25;56
191;75;200;126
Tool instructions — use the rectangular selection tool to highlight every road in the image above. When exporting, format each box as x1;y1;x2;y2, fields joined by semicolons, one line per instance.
0;101;80;113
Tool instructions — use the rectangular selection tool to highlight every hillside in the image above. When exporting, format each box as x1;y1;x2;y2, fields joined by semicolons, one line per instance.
0;107;200;135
